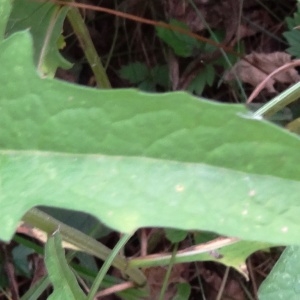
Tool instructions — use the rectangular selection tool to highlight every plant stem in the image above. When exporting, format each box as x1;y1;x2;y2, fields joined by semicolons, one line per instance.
66;4;111;88
158;243;178;300
253;82;300;118
87;233;132;300
20;275;50;300
216;266;230;300
22;208;146;286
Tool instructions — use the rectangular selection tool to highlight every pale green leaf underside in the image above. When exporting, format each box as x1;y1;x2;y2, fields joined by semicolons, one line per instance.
0;32;300;243
259;246;300;300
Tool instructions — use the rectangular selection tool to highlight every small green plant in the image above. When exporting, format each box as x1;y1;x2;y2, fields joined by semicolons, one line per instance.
1;0;300;299
119;62;169;91
283;2;300;58
155;19;239;95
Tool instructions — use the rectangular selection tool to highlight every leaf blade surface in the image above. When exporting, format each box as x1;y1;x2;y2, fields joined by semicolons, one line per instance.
0;32;299;245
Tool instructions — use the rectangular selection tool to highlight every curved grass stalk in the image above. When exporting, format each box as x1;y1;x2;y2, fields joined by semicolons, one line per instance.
87;233;132;300
66;2;111;88
22;208;146;286
158;243;179;300
253;82;300;118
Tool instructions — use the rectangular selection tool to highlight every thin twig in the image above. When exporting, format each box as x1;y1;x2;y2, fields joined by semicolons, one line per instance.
95;281;135;298
247;258;258;300
215;266;230;300
246;60;300;103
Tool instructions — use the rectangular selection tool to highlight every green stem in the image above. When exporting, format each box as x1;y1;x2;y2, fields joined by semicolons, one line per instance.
87;233;132;300
22;208;146;286
66;5;111;88
253;82;300;118
20;275;50;300
158;243;178;300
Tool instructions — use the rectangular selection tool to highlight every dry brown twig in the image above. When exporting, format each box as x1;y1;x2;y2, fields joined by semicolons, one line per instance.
95;281;136;298
246;59;300;103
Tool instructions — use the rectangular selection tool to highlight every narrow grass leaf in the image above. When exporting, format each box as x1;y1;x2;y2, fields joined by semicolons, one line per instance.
45;231;86;300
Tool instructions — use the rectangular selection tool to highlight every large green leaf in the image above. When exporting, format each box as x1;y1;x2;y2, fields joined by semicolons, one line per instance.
258;246;300;300
1;31;300;244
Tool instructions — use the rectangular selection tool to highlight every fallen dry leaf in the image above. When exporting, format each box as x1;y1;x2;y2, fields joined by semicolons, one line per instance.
143;264;188;300
224;52;300;93
200;265;245;300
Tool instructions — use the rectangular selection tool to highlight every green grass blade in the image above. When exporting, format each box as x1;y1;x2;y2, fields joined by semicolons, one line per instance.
45;231;86;300
20;276;50;300
87;233;132;299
